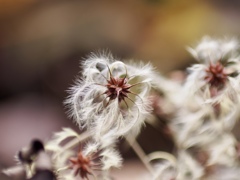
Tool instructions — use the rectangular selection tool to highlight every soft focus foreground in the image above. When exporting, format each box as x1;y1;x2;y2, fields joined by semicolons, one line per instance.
1;1;240;180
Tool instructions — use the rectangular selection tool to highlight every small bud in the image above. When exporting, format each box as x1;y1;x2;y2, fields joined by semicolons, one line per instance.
18;139;44;163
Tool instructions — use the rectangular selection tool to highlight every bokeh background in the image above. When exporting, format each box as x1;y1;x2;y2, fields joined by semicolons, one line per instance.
1;0;240;179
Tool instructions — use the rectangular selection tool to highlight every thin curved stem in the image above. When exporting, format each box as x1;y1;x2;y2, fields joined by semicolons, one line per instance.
106;64;113;78
58;131;92;154
128;82;144;88
123;98;129;109
128;91;144;104
125;136;155;177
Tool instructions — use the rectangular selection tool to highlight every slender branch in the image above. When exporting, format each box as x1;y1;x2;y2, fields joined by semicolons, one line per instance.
125;136;155;176
59;131;92;154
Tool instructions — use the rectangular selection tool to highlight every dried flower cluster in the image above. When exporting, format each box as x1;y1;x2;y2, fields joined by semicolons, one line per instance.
153;37;240;180
3;36;240;180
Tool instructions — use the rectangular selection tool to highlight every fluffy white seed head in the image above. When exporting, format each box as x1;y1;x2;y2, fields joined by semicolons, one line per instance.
65;52;154;139
180;37;240;128
187;36;239;63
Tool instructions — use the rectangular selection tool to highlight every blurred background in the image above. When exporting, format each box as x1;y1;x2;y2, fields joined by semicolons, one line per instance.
1;0;240;179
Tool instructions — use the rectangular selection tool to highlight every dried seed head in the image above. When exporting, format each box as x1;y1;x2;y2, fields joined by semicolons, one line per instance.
69;151;100;179
100;64;145;110
65;53;153;138
104;76;131;103
204;61;227;89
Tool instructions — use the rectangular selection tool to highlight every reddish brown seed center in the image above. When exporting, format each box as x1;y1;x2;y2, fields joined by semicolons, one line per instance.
204;61;228;117
204;61;227;89
69;152;91;178
105;76;131;102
